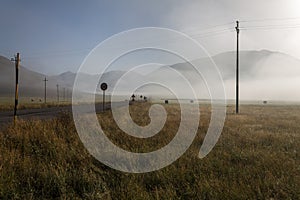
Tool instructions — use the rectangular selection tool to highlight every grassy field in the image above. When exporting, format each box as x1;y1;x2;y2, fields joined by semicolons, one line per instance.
0;96;72;111
0;103;299;199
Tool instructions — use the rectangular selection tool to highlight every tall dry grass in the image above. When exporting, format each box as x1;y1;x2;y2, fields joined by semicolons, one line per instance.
0;113;109;199
0;103;299;199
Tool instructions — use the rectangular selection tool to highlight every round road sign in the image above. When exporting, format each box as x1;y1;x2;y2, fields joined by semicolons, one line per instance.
100;82;108;91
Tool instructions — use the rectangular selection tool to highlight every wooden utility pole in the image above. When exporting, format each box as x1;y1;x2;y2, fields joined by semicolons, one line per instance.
11;53;20;122
65;89;67;102
235;21;240;114
66;89;68;102
66;89;70;102
63;87;65;102
43;77;48;104
56;84;59;103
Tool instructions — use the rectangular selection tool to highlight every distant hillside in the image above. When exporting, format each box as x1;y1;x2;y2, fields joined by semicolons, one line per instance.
0;56;80;98
1;50;300;101
213;50;300;80
169;50;300;81
141;50;300;100
0;55;138;99
0;55;47;97
213;50;300;100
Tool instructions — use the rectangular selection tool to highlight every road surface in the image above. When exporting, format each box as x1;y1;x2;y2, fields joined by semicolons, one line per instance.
0;101;130;129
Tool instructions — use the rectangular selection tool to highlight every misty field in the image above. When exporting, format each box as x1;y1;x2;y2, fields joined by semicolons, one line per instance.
0;103;299;199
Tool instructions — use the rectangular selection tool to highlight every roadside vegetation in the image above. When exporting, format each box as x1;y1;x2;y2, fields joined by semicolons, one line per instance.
0;103;299;199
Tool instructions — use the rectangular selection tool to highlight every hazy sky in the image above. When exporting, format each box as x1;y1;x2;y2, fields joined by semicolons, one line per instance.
1;0;300;75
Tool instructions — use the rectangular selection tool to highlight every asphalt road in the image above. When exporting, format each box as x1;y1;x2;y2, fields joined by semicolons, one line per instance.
0;101;130;129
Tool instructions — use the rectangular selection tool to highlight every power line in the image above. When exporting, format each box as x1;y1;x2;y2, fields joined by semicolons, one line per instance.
240;24;300;31
190;28;234;38
181;21;234;33
16;25;236;60
203;21;235;29
240;17;300;23
189;27;234;35
5;19;300;62
239;17;300;31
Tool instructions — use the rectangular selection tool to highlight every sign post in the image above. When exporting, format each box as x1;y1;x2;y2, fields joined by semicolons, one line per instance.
100;83;108;111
